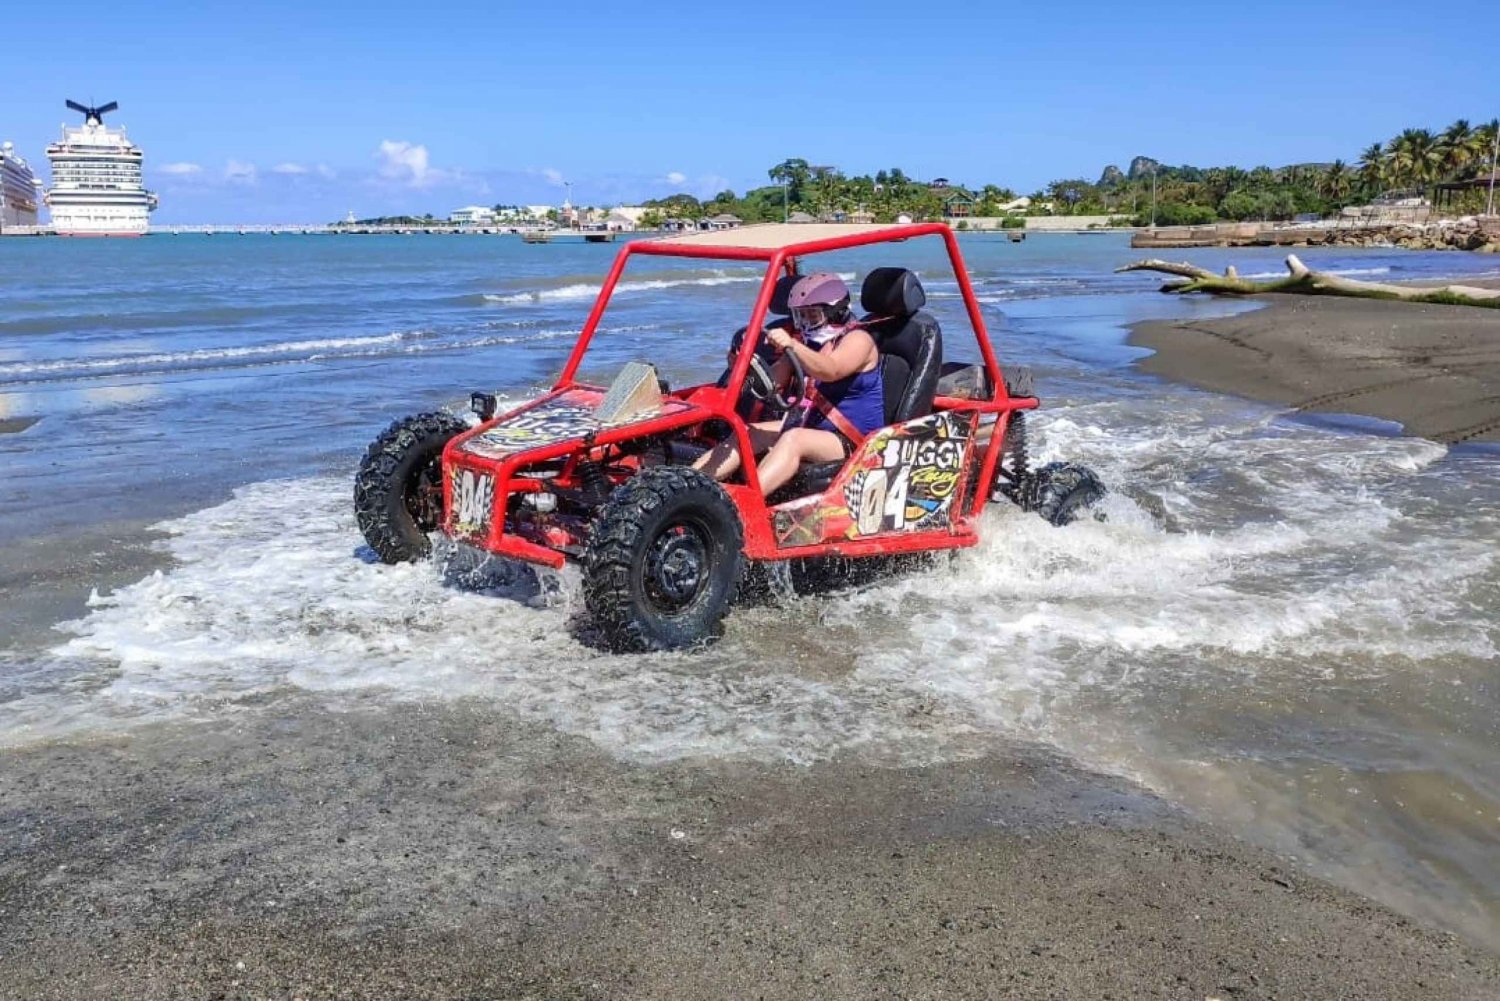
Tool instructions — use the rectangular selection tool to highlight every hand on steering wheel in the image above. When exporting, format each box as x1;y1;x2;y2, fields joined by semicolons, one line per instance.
747;351;802;410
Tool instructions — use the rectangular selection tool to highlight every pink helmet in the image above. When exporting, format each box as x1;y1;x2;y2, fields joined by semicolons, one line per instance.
787;273;852;339
787;272;850;310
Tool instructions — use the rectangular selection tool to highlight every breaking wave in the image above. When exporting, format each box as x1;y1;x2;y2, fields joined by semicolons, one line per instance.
9;397;1493;770
0;328;577;385
484;272;763;305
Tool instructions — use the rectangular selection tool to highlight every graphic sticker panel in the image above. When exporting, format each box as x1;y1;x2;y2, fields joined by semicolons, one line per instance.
459;392;689;460
772;411;972;547
449;468;495;538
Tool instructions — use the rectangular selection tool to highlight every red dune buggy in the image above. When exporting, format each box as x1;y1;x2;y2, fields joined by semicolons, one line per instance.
355;223;1101;650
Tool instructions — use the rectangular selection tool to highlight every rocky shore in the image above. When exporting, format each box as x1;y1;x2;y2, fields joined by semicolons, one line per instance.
1133;215;1500;252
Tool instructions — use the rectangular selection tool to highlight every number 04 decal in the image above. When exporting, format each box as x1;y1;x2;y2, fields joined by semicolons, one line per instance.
854;466;912;536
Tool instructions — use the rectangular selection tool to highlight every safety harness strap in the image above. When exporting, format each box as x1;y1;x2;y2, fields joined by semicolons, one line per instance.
804;385;865;444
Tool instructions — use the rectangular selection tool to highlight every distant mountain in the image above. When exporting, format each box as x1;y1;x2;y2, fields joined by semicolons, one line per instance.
1098;164;1125;187
1127;156;1161;180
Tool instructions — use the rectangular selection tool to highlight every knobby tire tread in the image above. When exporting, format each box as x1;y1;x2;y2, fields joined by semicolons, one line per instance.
353;411;469;563
582;467;743;652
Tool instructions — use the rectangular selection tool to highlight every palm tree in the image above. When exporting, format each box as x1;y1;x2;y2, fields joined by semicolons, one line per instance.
1439;119;1474;178
1387;128;1442;189
1358;142;1386;195
1321;159;1351;202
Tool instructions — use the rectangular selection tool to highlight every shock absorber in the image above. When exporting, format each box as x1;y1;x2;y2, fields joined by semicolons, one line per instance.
994;410;1031;505
572;432;610;506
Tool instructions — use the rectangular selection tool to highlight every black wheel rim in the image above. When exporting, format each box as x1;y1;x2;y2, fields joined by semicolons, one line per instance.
643;520;711;614
404;457;445;531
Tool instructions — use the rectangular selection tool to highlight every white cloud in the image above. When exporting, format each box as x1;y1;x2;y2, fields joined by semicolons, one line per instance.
224;159;258;185
272;162;309;175
160;162;202;176
665;171;687;186
541;167;565;186
377;140;437;187
315;164;336;180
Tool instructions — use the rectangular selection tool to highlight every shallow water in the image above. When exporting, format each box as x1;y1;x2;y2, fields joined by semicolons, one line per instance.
2;232;1498;945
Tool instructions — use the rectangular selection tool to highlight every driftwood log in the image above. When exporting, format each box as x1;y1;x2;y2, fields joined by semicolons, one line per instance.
1117;255;1500;308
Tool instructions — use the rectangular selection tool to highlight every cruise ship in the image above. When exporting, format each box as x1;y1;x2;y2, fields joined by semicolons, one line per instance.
0;141;42;229
45;100;158;236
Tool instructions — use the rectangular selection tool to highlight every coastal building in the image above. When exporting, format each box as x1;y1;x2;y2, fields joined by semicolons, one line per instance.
700;213;742;231
606;205;650;230
522;205;555;221
449;206;497;225
604;210;638;232
0;141;42;228
940;189;976;218
787;210;817;224
45;100;158;236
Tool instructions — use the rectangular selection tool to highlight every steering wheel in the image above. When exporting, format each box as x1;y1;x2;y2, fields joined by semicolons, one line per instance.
746;339;806;411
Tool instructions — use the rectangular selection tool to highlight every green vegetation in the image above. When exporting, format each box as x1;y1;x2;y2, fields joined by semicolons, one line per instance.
1099;118;1499;225
637;120;1496;228
640;160;1020;225
340;214;439;227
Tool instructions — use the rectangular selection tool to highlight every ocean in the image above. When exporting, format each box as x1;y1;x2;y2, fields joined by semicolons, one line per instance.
2;231;1498;945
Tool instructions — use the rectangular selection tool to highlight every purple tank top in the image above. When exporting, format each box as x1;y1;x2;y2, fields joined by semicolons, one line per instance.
803;329;885;439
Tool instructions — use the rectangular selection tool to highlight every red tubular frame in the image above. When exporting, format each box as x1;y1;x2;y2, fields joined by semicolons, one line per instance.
455;223;1038;565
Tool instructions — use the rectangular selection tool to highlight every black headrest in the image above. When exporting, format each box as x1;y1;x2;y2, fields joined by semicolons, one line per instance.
769;273;801;316
860;267;926;317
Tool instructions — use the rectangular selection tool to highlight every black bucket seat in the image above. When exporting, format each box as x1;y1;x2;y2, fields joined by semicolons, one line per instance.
787;267;943;496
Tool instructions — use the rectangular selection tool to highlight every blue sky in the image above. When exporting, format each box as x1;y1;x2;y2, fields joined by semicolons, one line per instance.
3;0;1497;223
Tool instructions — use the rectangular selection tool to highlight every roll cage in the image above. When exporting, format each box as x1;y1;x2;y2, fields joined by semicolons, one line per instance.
452;222;1039;569
561;222;1032;491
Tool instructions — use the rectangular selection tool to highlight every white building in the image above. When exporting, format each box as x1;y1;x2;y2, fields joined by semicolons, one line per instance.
449;205;497;225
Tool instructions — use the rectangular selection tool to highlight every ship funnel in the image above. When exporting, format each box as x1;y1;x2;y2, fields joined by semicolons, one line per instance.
65;100;119;126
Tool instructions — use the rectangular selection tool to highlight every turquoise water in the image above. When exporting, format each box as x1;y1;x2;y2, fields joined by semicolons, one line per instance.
2;232;1499;946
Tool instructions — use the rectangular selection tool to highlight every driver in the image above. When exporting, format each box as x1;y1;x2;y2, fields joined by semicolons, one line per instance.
694;273;883;497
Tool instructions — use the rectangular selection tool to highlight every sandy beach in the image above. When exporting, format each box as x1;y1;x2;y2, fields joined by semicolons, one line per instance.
3;693;1498;1000
1129;293;1500;445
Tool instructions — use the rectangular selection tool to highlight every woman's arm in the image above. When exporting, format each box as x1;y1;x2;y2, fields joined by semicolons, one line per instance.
774;328;877;383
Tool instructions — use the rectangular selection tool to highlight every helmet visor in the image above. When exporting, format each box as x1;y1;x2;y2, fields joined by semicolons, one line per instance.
791;305;827;333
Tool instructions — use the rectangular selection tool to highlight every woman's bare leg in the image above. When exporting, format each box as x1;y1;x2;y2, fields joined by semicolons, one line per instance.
693;421;782;482
755;427;849;497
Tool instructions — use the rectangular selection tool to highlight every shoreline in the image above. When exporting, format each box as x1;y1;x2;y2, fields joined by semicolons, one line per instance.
1128;293;1500;444
2;697;1496;999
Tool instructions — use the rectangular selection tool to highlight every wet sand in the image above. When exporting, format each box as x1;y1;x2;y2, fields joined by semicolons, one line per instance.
2;694;1497;999
1129;294;1500;444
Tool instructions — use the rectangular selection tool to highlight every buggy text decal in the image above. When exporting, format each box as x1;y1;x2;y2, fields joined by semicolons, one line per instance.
772;411;971;547
450;468;495;537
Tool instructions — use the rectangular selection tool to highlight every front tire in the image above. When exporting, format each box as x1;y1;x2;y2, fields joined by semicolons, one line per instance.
583;467;744;652
354;412;470;563
1027;461;1106;526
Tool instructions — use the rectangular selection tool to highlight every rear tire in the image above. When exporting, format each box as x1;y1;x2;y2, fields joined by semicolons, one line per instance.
1027;461;1106;527
583;467;744;652
354;412;470;563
